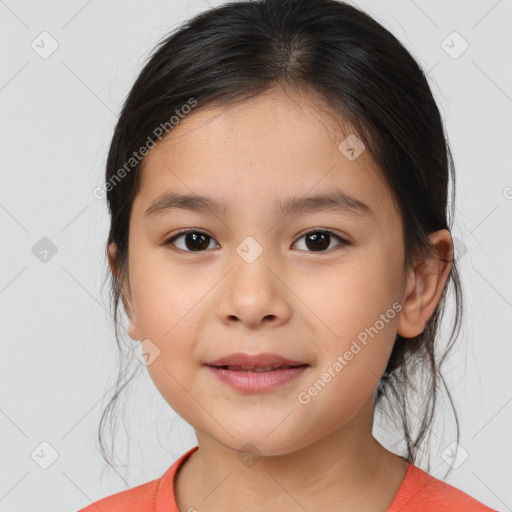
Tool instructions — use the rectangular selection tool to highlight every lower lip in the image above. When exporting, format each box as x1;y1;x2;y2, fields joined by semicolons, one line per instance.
205;365;309;392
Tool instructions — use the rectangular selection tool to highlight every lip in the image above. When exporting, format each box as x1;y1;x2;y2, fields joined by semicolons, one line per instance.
205;365;309;393
204;352;310;393
205;352;307;368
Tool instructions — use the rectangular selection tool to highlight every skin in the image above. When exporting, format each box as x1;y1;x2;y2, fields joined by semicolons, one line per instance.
108;85;453;512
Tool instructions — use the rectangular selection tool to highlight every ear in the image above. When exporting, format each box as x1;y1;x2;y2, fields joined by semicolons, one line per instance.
107;242;141;341
396;229;453;339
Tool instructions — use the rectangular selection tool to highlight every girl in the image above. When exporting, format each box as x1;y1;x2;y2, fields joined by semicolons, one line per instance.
79;0;498;510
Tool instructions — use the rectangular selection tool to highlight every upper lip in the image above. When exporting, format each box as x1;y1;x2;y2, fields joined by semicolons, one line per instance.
205;352;308;368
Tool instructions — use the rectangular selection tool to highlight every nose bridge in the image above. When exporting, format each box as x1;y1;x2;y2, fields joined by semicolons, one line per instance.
231;236;276;301
217;236;290;326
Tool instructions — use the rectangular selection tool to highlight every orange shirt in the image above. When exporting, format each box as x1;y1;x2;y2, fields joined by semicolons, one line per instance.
77;446;498;511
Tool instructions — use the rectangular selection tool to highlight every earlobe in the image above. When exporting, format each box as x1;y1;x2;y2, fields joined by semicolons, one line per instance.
122;285;141;342
396;230;453;339
107;242;141;341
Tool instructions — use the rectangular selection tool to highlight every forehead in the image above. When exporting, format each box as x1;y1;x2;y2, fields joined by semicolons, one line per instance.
135;87;395;219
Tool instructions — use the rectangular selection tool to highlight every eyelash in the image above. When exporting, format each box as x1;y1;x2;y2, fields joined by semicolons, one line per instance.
163;228;351;254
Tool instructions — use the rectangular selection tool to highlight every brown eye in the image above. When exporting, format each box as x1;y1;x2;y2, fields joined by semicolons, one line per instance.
164;228;349;254
165;230;219;252
293;230;349;252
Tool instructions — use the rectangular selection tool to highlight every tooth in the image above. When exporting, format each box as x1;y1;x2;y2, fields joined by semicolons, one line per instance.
223;364;296;372
254;366;273;372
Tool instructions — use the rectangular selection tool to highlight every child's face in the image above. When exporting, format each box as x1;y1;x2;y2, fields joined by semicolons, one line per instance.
120;87;411;454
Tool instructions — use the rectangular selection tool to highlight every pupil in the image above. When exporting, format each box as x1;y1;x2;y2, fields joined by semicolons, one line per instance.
185;232;209;251
306;232;329;251
182;231;330;251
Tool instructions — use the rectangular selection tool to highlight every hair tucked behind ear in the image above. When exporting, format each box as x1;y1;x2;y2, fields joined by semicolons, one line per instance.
99;0;463;479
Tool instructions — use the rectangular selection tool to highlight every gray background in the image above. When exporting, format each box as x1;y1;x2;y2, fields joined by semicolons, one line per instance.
0;0;510;511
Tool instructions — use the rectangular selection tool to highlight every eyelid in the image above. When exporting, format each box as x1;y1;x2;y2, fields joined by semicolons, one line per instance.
292;228;351;252
294;227;350;243
164;228;219;250
163;227;351;253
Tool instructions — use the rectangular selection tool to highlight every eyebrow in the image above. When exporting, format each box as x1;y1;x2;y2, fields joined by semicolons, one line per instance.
144;189;373;219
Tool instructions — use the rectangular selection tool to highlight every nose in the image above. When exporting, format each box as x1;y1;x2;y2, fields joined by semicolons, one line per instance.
216;255;292;329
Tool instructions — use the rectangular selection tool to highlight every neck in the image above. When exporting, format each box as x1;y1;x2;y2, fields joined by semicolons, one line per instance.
174;397;409;512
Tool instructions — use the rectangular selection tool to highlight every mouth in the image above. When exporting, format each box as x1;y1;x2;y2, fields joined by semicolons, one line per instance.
206;363;308;372
204;362;310;393
204;352;309;369
203;352;310;392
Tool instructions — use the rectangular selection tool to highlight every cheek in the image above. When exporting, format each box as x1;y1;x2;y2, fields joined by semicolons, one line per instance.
301;253;399;333
130;248;209;335
128;261;208;397
298;247;401;376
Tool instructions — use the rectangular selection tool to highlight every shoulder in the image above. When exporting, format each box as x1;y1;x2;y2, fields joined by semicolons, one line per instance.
77;446;199;512
388;463;498;511
77;477;160;512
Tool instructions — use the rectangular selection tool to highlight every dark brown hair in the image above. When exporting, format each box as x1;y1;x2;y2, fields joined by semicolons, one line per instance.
99;0;463;480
